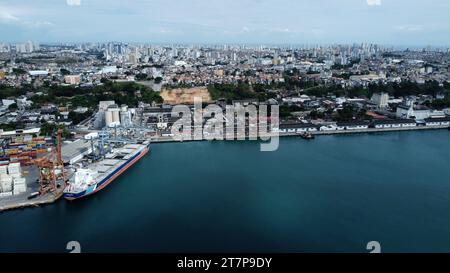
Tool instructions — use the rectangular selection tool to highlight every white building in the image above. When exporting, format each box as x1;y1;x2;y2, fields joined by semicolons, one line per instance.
371;93;389;108
396;104;431;120
64;75;81;85
99;66;118;74
29;70;49;77
424;117;450;127
372;119;417;129
277;123;318;133
2;99;15;107
336;121;370;130
16;96;32;110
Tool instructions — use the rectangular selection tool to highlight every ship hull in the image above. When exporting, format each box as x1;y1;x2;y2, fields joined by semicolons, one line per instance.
64;146;149;200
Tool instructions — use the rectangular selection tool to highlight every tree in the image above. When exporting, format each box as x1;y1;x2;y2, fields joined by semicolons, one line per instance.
8;103;18;111
309;110;324;119
135;73;149;81
60;68;71;76
336;104;369;121
40;122;71;138
12;68;26;75
0;122;21;131
68;110;93;125
142;90;163;104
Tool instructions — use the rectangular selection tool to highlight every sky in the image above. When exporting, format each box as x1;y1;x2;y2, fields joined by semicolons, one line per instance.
0;0;449;46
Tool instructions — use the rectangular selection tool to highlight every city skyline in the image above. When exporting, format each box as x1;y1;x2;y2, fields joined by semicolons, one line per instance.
0;0;450;46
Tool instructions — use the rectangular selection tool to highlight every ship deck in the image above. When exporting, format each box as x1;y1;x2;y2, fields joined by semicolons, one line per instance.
89;143;147;182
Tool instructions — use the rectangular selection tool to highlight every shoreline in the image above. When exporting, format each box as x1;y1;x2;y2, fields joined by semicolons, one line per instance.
0;190;63;213
1;125;448;212
149;125;450;143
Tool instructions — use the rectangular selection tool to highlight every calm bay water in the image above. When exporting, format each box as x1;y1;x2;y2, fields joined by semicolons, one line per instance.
1;130;450;253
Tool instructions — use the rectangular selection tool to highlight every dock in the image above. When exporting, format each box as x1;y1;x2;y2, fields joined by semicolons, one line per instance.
0;191;63;212
148;125;450;143
0;165;65;213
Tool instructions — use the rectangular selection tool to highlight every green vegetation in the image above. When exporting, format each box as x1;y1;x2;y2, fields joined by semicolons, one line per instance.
291;80;449;99
429;97;450;109
8;103;18;111
60;68;71;76
208;83;276;103
280;105;305;118
40;122;71;138
0;122;24;131
28;80;163;108
367;80;447;98
336;104;370;122
68;110;93;125
154;77;163;84
309;110;325;119
141;90;163;104
12;68;27;75
135;73;151;81
0;85;27;99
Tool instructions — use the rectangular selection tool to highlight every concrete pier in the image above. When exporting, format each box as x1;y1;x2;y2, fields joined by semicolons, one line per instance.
0;166;65;213
149;125;449;143
0;191;63;212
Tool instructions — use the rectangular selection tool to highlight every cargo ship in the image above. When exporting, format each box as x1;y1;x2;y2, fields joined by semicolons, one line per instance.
63;142;150;200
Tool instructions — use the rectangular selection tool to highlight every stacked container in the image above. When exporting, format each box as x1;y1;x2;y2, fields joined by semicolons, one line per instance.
13;177;27;195
0;191;13;197
0;163;27;197
8;163;21;176
0;165;7;175
0;173;13;193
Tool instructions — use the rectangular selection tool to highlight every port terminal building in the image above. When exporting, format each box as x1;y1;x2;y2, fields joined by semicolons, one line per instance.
61;139;93;165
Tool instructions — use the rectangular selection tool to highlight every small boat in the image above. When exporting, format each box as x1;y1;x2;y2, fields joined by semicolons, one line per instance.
299;132;315;140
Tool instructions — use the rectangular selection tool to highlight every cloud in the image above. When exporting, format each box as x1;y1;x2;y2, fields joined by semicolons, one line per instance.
395;25;424;32
0;6;53;30
366;0;381;6
0;9;19;23
66;0;81;6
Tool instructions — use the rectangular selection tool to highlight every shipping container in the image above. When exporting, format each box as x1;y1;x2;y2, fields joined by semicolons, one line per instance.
0;191;13;198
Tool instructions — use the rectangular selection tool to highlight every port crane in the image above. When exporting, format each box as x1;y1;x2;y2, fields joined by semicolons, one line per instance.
87;129;111;161
33;129;66;195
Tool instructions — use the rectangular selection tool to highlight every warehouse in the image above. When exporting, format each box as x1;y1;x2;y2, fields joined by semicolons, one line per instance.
61;139;93;165
277;123;318;133
372;119;417;129
336;121;370;130
424;117;450;127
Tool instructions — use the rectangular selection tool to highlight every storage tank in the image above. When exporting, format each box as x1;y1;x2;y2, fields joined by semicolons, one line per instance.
120;110;132;127
112;109;120;124
105;110;114;127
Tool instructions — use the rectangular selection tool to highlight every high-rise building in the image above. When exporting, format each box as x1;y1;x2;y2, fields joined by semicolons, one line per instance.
371;93;389;109
15;41;39;53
